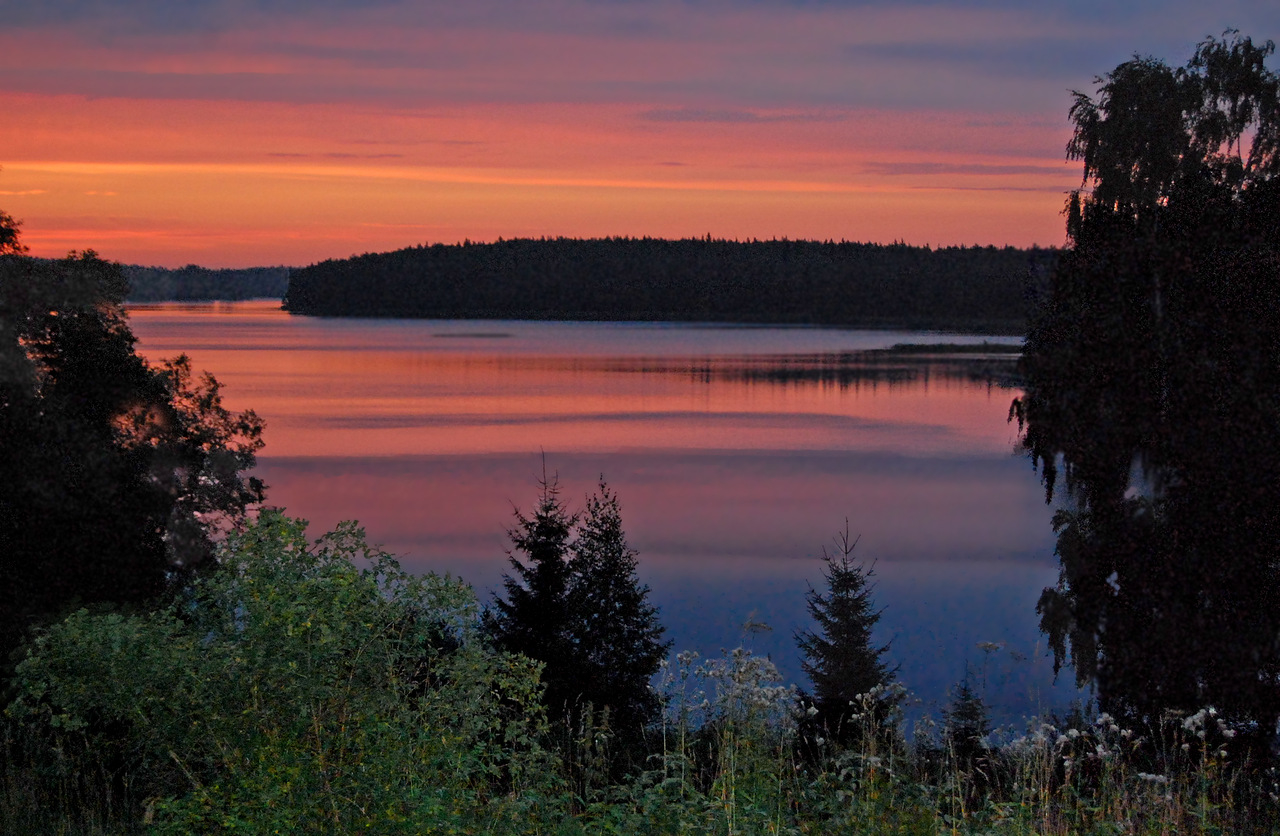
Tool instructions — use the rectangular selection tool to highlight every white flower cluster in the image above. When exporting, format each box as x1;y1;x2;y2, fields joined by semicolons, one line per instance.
695;647;798;731
1180;706;1235;740
1004;711;1141;768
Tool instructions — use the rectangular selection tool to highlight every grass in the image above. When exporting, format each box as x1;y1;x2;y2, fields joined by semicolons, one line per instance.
2;516;1273;834
6;651;1278;834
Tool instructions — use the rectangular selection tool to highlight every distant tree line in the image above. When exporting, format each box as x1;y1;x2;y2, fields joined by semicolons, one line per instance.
284;237;1052;332
123;263;289;302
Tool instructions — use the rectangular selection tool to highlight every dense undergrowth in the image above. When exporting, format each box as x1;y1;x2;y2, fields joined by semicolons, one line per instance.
3;512;1278;835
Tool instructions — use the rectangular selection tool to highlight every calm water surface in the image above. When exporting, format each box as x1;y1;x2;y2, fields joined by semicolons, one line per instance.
128;300;1080;723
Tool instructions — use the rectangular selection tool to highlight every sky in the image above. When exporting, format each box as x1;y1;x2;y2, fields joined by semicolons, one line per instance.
1;1;1277;267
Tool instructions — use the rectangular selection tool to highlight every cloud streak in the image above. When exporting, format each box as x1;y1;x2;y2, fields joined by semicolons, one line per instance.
864;161;1073;177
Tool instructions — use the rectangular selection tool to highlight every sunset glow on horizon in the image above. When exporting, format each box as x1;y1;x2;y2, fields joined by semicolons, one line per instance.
3;1;1276;267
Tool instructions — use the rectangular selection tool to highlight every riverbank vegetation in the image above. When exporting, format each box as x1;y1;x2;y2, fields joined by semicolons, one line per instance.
283;238;1048;333
3;509;1278;834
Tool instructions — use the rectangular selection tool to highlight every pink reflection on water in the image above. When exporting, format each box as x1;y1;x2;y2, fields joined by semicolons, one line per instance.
128;301;1024;459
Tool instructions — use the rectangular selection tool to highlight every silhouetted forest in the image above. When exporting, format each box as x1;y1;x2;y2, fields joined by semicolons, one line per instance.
123;263;289;302
284;238;1050;332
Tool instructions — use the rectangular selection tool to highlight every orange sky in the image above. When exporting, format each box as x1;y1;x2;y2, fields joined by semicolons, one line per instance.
2;2;1275;266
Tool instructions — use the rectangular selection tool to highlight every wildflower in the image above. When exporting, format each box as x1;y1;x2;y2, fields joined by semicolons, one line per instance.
1138;772;1170;785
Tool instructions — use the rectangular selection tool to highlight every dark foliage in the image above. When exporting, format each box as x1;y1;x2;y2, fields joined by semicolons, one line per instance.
489;472;580;716
284;237;1051;332
0;242;265;673
486;474;669;767
795;523;897;747
943;677;991;768
1012;32;1280;743
0;211;25;256
568;482;670;743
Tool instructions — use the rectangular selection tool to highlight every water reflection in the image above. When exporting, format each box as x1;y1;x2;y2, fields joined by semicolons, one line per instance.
127;301;1076;721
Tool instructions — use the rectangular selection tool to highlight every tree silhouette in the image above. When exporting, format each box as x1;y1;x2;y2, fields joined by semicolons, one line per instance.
0;209;24;255
568;481;670;743
0;240;264;670
487;469;579;717
487;474;669;762
1013;32;1280;741
942;675;991;777
795;523;896;745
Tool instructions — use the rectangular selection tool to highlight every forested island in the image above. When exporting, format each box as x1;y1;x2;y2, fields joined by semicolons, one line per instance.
124;263;289;302
284;238;1050;333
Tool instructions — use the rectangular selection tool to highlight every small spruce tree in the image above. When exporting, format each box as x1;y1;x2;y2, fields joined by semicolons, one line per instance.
943;673;992;779
488;472;668;749
487;469;579;716
795;522;897;745
569;480;671;744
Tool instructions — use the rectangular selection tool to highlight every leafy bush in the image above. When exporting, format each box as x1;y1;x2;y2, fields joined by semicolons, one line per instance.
6;510;561;833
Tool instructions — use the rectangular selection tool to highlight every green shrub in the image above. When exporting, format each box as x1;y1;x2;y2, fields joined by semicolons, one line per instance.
6;510;562;832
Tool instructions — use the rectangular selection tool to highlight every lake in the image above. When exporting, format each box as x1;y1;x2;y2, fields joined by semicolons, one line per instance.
127;300;1081;725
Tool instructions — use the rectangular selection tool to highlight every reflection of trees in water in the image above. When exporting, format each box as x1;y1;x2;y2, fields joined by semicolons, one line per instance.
594;352;1021;390
472;350;1023;389
694;353;1022;390
1012;34;1280;750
